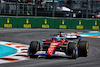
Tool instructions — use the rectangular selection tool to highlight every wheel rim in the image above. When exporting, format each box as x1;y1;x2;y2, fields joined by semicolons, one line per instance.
86;42;89;53
87;44;89;53
75;46;78;57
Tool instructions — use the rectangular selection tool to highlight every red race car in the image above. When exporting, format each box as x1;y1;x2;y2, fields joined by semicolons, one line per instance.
27;34;89;59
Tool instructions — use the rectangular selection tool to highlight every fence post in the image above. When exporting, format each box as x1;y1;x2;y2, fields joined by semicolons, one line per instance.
86;0;88;18
16;0;18;16
0;1;1;13
35;0;37;16
52;0;55;17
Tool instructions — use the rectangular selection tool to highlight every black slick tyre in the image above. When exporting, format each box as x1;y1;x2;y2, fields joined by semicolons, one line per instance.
29;41;40;58
78;41;89;57
68;42;78;59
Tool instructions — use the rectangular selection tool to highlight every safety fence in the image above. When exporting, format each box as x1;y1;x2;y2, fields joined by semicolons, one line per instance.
0;17;100;30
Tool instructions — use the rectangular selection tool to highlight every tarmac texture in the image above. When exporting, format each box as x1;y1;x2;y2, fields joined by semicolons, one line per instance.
0;28;100;67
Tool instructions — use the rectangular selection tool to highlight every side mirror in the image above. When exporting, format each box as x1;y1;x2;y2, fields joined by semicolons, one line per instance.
78;36;81;41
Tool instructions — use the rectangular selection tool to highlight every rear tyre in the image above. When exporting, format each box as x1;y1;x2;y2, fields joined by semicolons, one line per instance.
29;41;40;58
78;41;89;57
68;42;78;59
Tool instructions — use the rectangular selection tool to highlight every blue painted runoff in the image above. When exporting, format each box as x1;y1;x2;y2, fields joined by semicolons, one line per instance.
77;32;100;36
0;44;17;58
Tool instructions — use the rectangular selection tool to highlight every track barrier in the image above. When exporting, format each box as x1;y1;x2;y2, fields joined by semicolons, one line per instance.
0;17;100;30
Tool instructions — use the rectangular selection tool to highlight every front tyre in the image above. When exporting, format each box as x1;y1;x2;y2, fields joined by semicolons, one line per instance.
68;42;78;59
29;41;40;58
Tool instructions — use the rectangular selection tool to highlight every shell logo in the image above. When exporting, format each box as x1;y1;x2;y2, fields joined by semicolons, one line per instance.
51;45;55;47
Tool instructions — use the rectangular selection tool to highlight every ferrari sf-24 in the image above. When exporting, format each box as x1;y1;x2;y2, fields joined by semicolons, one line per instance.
27;33;89;59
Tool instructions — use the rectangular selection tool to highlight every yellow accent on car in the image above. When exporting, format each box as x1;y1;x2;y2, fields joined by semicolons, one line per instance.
36;44;39;50
86;42;88;51
75;44;77;48
51;45;55;47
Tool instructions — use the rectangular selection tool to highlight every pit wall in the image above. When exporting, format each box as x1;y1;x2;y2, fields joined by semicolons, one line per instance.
0;17;99;30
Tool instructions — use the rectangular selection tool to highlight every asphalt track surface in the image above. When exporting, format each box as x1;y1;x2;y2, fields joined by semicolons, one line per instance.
0;28;100;67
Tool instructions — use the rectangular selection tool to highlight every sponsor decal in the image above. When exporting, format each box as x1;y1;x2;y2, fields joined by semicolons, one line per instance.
59;20;67;29
76;20;83;29
42;19;50;28
23;18;31;28
92;20;99;30
51;43;59;45
50;45;56;47
4;18;12;28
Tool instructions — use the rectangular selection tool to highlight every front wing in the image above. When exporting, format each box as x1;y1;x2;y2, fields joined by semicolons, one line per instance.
34;51;70;57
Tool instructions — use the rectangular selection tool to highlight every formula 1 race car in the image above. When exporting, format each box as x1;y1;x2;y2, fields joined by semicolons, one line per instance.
27;33;89;59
